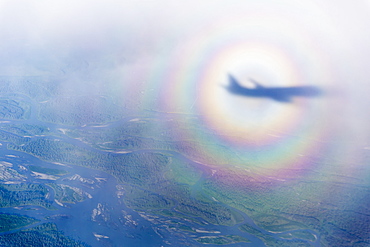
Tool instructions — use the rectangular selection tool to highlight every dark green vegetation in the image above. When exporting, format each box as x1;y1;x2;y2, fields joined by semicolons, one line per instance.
151;209;206;226
0;213;38;232
239;224;311;247
0;129;30;145
0;98;31;120
253;214;307;233
195;235;250;245
63;119;242;166
29;165;68;176
174;198;244;226
123;185;175;210
0;124;51;137
8;138;170;185
39;95;123;125
47;183;90;204
117;167;244;227
204;166;370;246
0;184;54;209
0;223;88;247
6;134;245;226
279;231;316;242
0;77;52;101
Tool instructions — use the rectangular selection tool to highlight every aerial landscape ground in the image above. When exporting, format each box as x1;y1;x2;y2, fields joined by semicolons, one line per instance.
0;77;368;246
1;1;370;246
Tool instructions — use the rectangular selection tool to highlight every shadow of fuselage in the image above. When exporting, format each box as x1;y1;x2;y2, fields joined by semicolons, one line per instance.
225;75;322;103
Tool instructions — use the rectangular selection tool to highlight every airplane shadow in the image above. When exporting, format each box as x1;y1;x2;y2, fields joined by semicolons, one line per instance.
225;75;323;103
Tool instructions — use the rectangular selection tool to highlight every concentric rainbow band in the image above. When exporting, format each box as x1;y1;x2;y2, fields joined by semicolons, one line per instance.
136;2;347;180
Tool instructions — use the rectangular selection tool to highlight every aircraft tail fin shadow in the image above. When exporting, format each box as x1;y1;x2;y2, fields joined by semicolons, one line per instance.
227;74;243;90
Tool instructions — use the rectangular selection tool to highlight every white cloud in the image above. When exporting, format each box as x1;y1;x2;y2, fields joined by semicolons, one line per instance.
0;0;369;86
